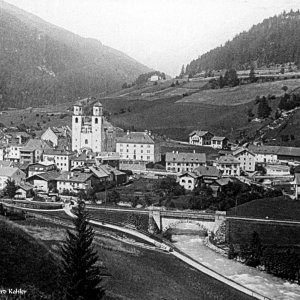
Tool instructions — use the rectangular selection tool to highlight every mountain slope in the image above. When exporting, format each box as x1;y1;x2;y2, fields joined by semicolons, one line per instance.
0;1;151;108
186;10;300;75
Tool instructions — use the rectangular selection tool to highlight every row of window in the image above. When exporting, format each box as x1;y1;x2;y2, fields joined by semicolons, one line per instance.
74;117;99;124
119;144;151;148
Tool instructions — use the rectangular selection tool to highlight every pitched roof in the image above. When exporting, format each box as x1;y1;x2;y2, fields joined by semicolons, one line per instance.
116;132;154;144
233;148;255;157
214;178;232;186
166;152;206;163
0;160;13;168
189;130;213;137
217;155;240;164
248;145;281;155
89;165;111;178
179;172;199;179
44;149;74;156
56;171;93;183
211;136;227;141
0;167;22;177
26;170;61;182
22;139;51;151
277;146;300;157
194;166;220;177
72;152;96;161
93;102;102;107
17;182;34;191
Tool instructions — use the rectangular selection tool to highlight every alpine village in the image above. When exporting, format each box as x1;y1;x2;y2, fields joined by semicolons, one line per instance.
2;1;300;300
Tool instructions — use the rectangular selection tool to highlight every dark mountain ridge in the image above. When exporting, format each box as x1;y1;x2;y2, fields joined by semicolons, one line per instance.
0;0;151;108
185;10;300;75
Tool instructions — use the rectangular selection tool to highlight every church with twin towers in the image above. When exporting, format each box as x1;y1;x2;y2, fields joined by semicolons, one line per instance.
71;101;115;153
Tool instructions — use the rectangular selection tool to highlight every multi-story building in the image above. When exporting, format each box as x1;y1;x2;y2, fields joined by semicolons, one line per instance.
248;145;280;163
189;130;227;149
43;149;75;172
72;102;103;153
166;152;206;173
178;172;200;190
20;139;51;164
41;126;71;147
0;167;26;190
232;148;256;172
28;162;57;177
55;171;97;194
116;131;159;171
215;155;241;176
189;131;214;146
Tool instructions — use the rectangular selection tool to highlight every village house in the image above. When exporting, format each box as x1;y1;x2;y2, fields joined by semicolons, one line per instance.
43;149;75;172
215;155;241;176
116;130;159;171
211;136;228;149
232;148;256;172
178;172;200;190
248;145;280;163
265;164;291;176
0;167;26;190
27;161;57;177
15;182;34;199
71;152;96;169
189;131;214;147
193;165;221;184
41;126;71;147
189;130;227;149
55;171;97;194
26;171;61;193
20;139;51;164
166;151;206;173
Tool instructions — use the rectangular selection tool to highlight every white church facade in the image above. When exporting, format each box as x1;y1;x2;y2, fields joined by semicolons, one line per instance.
72;102;103;153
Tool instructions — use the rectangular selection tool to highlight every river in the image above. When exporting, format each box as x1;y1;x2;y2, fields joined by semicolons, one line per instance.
172;224;300;300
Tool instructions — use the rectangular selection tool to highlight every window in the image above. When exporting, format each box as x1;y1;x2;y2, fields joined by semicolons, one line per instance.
75;117;78;123
85;139;88;144
95;118;98;124
188;180;192;183
181;179;186;183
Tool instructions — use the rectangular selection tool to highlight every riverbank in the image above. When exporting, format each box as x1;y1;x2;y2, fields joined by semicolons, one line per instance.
173;234;300;300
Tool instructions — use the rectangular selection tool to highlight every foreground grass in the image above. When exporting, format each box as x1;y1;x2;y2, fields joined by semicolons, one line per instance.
0;217;60;295
8;217;255;300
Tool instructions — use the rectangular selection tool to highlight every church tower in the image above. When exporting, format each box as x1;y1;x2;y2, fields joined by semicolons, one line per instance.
71;102;103;153
71;103;83;152
91;102;103;152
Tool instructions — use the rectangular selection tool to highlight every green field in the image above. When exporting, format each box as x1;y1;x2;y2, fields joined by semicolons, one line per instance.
178;79;300;106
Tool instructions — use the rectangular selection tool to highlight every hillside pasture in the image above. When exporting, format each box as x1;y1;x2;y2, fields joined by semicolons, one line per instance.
178;79;300;106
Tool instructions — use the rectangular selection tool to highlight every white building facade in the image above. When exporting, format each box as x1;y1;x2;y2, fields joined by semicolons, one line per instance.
72;103;103;153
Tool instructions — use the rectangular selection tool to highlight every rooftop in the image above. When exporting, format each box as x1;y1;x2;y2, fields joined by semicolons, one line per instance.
233;148;255;157
217;155;240;164
44;149;75;156
22;139;51;151
26;170;61;182
116;131;154;144
166;152;206;163
179;172;199;179
56;171;93;183
194;165;221;178
0;167;22;177
189;130;213;137
211;136;227;141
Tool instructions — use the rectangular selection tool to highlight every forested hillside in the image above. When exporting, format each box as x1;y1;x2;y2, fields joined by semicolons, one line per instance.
185;10;300;75
0;1;150;109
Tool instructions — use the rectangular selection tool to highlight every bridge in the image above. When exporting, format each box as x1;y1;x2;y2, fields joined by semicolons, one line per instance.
150;210;226;234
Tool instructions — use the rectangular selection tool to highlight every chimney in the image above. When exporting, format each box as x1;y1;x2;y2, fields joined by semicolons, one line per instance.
193;150;196;153
176;151;179;154
67;174;70;180
127;130;130;135
145;130;148;135
71;172;74;177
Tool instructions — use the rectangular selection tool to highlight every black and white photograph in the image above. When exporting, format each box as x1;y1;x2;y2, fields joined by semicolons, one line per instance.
1;0;300;299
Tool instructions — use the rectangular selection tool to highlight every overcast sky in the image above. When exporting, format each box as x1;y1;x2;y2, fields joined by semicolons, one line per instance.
4;0;300;76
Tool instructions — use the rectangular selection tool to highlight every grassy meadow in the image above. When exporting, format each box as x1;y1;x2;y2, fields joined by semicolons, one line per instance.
178;78;300;106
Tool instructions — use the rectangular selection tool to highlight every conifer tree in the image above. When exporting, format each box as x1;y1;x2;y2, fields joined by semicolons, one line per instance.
61;201;105;300
5;179;18;199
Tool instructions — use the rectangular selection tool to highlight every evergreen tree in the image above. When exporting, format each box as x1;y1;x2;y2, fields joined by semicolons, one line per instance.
249;64;256;83
5;179;18;199
257;97;271;118
61;201;105;300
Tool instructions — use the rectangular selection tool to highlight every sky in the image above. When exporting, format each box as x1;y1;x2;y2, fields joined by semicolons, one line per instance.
4;0;300;76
